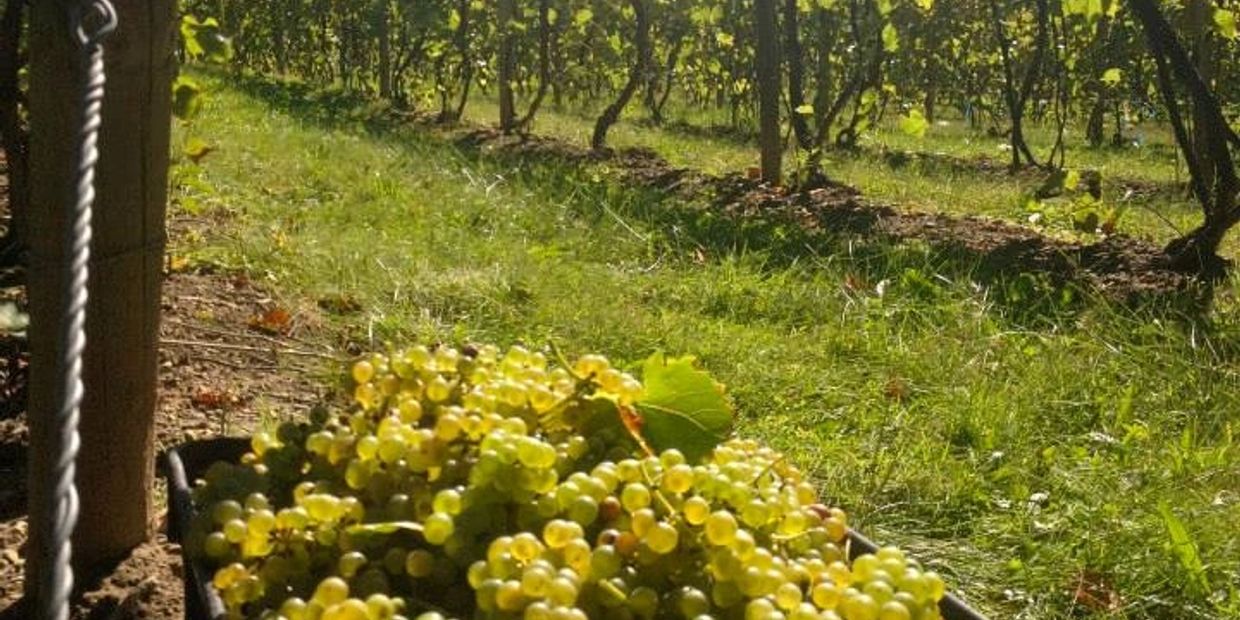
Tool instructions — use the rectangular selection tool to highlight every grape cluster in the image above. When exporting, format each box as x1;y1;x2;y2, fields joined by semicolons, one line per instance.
189;344;948;620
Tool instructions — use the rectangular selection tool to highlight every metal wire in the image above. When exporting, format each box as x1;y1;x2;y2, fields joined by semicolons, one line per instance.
38;2;116;619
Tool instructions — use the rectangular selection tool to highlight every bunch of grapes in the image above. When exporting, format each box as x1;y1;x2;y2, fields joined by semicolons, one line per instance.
189;344;948;620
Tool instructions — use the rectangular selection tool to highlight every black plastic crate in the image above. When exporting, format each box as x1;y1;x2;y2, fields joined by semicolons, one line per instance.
164;438;987;620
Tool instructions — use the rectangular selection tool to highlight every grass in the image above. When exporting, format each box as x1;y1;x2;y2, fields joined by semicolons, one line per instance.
173;70;1240;619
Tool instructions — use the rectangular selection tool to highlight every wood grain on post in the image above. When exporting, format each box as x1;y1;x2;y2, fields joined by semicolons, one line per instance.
26;0;174;591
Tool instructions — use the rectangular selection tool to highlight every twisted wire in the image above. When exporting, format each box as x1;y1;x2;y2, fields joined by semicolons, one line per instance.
39;2;116;619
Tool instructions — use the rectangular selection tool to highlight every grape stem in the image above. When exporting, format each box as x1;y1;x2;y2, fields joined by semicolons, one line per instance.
639;461;680;523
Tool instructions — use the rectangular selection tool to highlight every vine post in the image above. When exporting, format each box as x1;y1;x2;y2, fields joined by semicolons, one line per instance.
26;0;174;588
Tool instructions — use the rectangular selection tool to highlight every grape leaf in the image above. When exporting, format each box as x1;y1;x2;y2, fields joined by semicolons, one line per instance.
899;110;929;138
172;76;203;121
634;353;733;463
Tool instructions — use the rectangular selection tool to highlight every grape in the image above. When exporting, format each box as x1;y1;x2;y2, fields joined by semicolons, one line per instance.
423;512;455;545
644;522;679;554
192;344;952;620
313;577;350;606
704;511;738;546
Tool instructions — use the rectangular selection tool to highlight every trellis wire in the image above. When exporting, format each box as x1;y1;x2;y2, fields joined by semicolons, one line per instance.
38;1;116;619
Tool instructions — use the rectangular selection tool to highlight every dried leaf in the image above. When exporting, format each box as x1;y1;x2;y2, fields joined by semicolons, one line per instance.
1071;570;1122;613
191;387;240;410
249;307;292;335
168;255;192;274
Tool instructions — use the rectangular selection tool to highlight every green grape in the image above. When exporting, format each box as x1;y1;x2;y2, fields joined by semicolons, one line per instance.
745;598;777;620
545;576;578;607
312;576;350;606
775;582;803;611
877;601;912;620
677;586;710;618
322;599;370;620
423;512;455;545
567;495;600;525
223;518;248;543
644;522;679;554
524;601;554;620
542;520;584;549
863;580;895;604
511;532;543;562
211;500;244;526
279;597;308;620
923;571;945;601
433;489;463;515
812;582;842;610
621;483;652;512
628;587;659;619
496;580;527;611
404;549;434;577
683;496;710;525
521;564;553;596
840;593;879;620
629;509;656;539
705;511;738;546
852;555;881;582
426;376;453;402
789;602;820;620
662;464;694;494
352;360;375;384
203;532;230;558
276;506;310;530
562;539;592;575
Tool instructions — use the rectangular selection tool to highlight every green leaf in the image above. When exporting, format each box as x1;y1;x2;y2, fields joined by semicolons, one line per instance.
172;76;203;120
183;136;215;163
634;353;733;463
347;521;423;536
181;15;233;63
1215;8;1235;39
914;0;934;10
794;104;815;116
1063;169;1081;191
1100;67;1122;86
882;23;900;52
1214;8;1237;40
899;110;929;138
1158;502;1210;595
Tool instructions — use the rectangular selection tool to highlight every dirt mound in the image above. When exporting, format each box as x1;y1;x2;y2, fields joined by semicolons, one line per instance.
449;125;1198;300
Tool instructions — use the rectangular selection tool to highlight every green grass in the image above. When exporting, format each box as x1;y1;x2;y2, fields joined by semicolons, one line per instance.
174;71;1240;619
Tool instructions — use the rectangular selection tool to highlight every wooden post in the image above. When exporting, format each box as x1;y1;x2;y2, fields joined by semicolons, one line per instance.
26;0;174;590
755;0;782;185
498;0;517;132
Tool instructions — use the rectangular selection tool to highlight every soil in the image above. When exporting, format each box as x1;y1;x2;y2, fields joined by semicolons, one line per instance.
0;268;335;619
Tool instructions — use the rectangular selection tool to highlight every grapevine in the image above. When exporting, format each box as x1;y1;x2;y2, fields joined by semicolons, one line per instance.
188;343;948;620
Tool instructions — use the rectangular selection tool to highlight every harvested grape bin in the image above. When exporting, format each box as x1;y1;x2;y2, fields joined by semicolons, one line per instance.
164;345;987;620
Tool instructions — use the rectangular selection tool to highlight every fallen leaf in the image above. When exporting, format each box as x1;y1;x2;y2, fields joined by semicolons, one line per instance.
167;255;192;274
883;377;911;402
1072;570;1122;613
191;387;240;410
249;307;292;335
